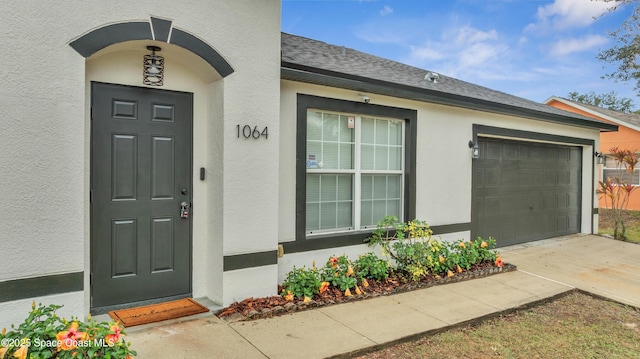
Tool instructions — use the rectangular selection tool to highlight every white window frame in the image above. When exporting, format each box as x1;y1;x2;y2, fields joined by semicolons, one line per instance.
305;110;405;236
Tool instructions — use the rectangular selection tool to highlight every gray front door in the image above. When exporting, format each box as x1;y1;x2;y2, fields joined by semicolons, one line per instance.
91;82;193;312
472;138;582;247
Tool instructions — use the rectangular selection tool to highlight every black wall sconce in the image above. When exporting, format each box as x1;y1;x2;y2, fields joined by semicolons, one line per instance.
468;140;479;159
143;45;164;86
594;151;605;164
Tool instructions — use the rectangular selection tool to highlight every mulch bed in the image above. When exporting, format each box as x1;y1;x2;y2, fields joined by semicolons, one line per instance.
215;262;516;322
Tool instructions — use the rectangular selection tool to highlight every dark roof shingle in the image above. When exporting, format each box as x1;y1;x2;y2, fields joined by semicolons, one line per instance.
281;32;617;132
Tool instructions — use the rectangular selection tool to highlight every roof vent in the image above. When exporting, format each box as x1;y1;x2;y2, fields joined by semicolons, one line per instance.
425;72;440;84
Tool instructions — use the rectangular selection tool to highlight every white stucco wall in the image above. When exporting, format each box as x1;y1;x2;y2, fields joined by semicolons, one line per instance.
278;80;599;271
1;0;280;323
0;293;84;330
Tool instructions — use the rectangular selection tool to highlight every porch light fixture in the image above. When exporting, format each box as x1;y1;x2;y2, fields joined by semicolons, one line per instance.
594;151;605;164
468;140;480;159
143;45;164;86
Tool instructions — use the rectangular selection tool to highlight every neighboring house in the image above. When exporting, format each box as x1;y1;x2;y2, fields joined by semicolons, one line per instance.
0;1;616;327
545;96;640;210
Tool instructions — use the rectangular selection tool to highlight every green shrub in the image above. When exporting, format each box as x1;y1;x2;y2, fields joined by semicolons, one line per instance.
354;253;390;281
366;216;500;279
280;266;323;299
322;255;357;291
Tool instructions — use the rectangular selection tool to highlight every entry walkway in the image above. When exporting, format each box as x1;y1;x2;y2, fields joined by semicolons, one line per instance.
127;234;637;358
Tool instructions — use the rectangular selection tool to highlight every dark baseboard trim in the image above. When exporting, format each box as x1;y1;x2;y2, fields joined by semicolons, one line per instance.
282;222;471;254
432;222;472;235
0;272;84;303
593;208;599;215
223;251;278;271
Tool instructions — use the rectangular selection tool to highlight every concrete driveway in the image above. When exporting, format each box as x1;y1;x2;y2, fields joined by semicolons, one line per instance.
501;233;640;308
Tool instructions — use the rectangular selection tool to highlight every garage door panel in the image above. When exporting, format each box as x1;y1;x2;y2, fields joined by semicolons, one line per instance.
485;168;500;187
502;142;519;159
556;215;569;232
472;138;582;247
558;147;569;161
473;168;484;187
556;193;569;209
484;197;500;212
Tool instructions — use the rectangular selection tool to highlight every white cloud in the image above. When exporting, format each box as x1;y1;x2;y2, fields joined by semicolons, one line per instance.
380;5;393;16
527;0;616;31
518;36;528;46
455;27;498;45
548;34;609;57
408;43;445;61
404;25;512;80
459;42;508;68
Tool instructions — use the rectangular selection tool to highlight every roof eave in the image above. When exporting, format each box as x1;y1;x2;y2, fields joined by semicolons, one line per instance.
545;96;638;132
281;64;618;133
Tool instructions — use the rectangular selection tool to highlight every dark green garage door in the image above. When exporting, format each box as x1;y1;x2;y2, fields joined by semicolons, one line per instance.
471;138;582;247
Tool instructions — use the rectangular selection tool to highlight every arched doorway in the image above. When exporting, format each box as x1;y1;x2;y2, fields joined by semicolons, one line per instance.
72;17;232;313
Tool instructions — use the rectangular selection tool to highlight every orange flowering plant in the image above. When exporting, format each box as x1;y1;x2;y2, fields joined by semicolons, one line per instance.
597;146;640;240
321;255;357;291
0;302;136;359
280;266;323;300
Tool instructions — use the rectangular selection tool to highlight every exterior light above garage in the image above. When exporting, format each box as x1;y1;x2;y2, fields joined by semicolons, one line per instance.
143;45;164;86
468;140;480;159
594;151;605;164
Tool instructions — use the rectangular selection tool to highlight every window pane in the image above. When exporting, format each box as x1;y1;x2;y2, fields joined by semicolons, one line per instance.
308;112;323;141
361;117;375;144
389;121;402;145
361;144;374;170
361;200;373;227
337;201;353;228
306;174;320;202
323;113;339;142
388;175;401;198
376;119;388;144
375;145;388;170
362;174;402;227
389;146;402;170
322;142;339;169
339;143;353;169
603;169;639;184
306;174;354;232
306;203;320;231
337;174;352;200
361;175;373;200
373;175;387;199
387;199;400;219
320;203;337;229
372;200;387;224
320;175;337;201
307;141;321;169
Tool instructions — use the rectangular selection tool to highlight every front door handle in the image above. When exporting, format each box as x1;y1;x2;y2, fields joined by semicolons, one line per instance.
180;202;190;219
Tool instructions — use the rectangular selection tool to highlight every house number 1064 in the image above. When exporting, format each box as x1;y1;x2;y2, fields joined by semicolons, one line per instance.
236;125;268;139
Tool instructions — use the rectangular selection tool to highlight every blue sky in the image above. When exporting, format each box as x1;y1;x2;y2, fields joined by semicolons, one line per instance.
281;0;637;108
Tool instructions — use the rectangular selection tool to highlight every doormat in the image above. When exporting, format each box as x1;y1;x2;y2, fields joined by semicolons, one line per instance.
108;298;210;327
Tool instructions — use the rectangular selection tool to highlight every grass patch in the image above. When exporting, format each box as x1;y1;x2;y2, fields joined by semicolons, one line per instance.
354;292;640;359
598;209;640;244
